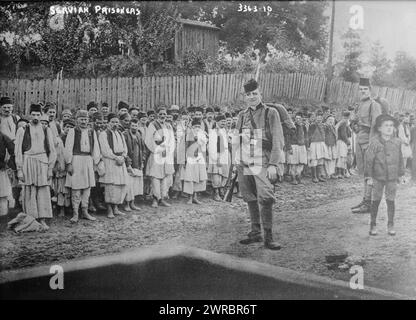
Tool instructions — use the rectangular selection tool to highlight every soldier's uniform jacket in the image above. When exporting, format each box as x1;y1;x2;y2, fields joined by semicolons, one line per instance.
354;97;382;145
234;103;284;168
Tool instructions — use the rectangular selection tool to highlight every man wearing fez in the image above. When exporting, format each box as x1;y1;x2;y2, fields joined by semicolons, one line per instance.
60;109;73;128
234;79;284;250
129;107;139;120
98;113;129;218
144;107;174;208
64;110;100;223
101;102;110;120
123;118;145;211
15;104;57;229
44;102;62;141
351;77;382;214
118;101;129;116
0;96;20;141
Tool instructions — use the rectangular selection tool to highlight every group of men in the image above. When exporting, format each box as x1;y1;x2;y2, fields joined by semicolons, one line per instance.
1;77;415;248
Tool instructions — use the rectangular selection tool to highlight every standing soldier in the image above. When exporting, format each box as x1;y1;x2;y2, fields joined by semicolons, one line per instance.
64;110;100;223
234;79;284;250
351;77;382;214
15;104;57;229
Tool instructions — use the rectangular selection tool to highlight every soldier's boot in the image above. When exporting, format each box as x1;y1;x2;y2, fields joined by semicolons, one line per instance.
353;200;371;214
386;200;396;236
317;165;326;182
240;201;263;244
240;225;263;244
70;208;79;223
311;167;318;183
351;198;366;210
264;228;282;250
107;205;115;219
81;207;97;221
369;200;381;235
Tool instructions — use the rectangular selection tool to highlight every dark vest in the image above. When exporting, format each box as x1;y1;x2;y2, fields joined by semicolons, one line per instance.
73;127;94;156
21;125;50;156
106;129;123;156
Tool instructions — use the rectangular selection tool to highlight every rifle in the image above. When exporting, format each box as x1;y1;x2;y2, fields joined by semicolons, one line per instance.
223;169;238;202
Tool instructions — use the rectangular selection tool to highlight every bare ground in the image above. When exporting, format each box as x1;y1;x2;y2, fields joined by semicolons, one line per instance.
1;174;416;297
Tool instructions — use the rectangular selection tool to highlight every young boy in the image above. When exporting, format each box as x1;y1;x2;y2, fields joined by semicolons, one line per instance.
287;112;308;184
364;114;404;236
307;111;327;183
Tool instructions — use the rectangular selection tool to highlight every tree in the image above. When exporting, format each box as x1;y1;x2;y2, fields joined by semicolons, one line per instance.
340;28;362;82
176;1;329;61
369;41;391;86
391;51;416;90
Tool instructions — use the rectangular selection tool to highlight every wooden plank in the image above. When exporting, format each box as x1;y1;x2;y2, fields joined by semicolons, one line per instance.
110;78;116;112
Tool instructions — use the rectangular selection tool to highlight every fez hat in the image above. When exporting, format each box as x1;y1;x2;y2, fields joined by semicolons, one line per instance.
61;109;72;117
214;106;221;113
194;106;203;113
101;102;109;108
63;119;76;127
205;107;214;113
17;117;29;125
76;110;89;119
92;111;103;121
187;106;195;113
40;114;49;123
0;96;13;106
316;110;324;116
44;101;56;110
215;114;226;122
147;110;155;116
244;79;258;93
138;111;147;119
29;103;42;113
191;118;201;126
107;113;118;121
87;101;98;111
359;77;371;87
118;101;129;110
375;114;399;130
224;112;232;118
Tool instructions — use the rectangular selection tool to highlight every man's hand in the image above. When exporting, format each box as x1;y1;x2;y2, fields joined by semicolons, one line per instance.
47;169;53;180
17;169;24;182
66;163;74;176
366;177;373;186
127;166;133;174
266;165;278;184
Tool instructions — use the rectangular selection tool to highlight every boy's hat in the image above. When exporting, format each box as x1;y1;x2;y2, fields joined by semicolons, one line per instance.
147;110;155;116
87;101;98;111
243;79;258;93
205;107;214;113
375;114;399;130
107;113;118;121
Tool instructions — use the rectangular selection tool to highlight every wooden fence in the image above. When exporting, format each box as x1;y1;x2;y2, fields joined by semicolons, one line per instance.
1;72;415;115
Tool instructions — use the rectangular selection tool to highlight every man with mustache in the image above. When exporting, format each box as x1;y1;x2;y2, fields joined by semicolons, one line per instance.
15;103;57;230
64;110;100;223
351;77;382;214
234;79;284;250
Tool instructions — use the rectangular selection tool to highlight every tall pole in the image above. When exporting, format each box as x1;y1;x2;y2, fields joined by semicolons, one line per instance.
325;0;336;103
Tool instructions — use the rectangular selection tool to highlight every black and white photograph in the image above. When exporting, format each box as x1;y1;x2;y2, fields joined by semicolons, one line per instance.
0;0;416;305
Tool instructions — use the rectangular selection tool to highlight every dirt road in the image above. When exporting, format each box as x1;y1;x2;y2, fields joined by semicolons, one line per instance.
1;174;415;297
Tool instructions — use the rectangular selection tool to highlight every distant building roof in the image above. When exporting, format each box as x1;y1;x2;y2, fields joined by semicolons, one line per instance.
178;18;220;31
